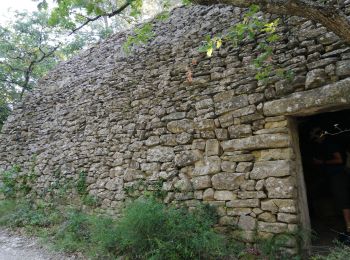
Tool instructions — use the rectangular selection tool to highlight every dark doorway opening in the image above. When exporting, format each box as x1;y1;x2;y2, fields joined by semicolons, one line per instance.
298;109;350;249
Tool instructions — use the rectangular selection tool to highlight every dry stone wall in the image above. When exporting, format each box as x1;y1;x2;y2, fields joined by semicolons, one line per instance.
1;3;350;252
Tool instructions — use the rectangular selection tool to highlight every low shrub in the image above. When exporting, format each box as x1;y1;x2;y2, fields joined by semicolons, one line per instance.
311;243;350;260
240;233;301;260
52;210;118;258
115;198;231;259
0;199;62;228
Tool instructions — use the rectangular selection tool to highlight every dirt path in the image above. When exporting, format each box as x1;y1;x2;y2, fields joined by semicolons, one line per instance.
0;229;81;260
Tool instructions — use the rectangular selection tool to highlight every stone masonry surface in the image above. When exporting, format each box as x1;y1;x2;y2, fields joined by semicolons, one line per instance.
1;3;350;253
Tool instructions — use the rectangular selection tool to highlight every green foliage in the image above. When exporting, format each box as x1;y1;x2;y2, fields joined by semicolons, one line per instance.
76;171;88;196
149;179;167;200
0;11;58;116
53;210;118;258
198;35;222;57
0;165;37;198
182;0;193;6
0;10;90;125
123;23;155;53
130;0;143;17
45;0;142;31
237;231;304;260
156;11;170;21
123;178;167;200
115;198;230;259
0;199;62;229
311;243;350;260
199;5;289;82
0;102;10;130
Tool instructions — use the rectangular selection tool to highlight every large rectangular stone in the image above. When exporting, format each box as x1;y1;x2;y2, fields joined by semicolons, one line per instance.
252;148;294;161
265;177;296;198
258;221;288;233
221;134;290;152
215;94;249;115
226;199;260;208
261;199;297;213
263;78;350;116
250;160;292;179
192;176;212;190
212;172;245;190
228;124;252;139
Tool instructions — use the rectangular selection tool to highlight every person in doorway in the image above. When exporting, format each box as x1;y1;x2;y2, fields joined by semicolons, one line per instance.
310;127;350;240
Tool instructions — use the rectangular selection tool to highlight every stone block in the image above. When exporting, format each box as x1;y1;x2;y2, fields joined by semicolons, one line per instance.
257;221;288;233
219;216;238;226
212;172;245;190
194;190;203;200
160;134;177;146
277;213;298;223
263;78;350;116
264;121;287;129
255;180;265;191
214;129;229;140
238;191;266;199
240;180;256;191
161;112;186;121
214;94;249;115
174;177;192;192
213;90;235;103
258;212;276;222
336;60;350;77
192;139;206;150
221;152;254;162
226;199;260;208
205;139;220;156
196;119;215;131
232;230;255;242
221;161;237;172
203;188;214;201
250;160;291;179
200;131;216;139
195;98;213;110
248;93;264;104
221;134;290;151
261;199;296;213
227;207;252;216
176;133;192;144
238;215;256;231
145;136;160;146
174;150;201;167
218;112;234;128
252;148;294;161
214;190;235;201
265;177;295;198
140;163;160;174
193;156;221;176
192;176;211;190
236;162;253;172
228;124;252;138
105;178;123;191
305;69;327;89
167;119;194;133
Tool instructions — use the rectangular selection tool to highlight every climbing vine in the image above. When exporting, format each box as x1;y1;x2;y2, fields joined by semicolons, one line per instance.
199;5;292;82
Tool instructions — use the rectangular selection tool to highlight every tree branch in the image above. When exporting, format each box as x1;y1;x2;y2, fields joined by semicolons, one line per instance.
69;1;131;36
193;0;350;44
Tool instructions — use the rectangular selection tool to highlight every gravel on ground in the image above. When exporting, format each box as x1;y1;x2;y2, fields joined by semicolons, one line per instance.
0;228;82;260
